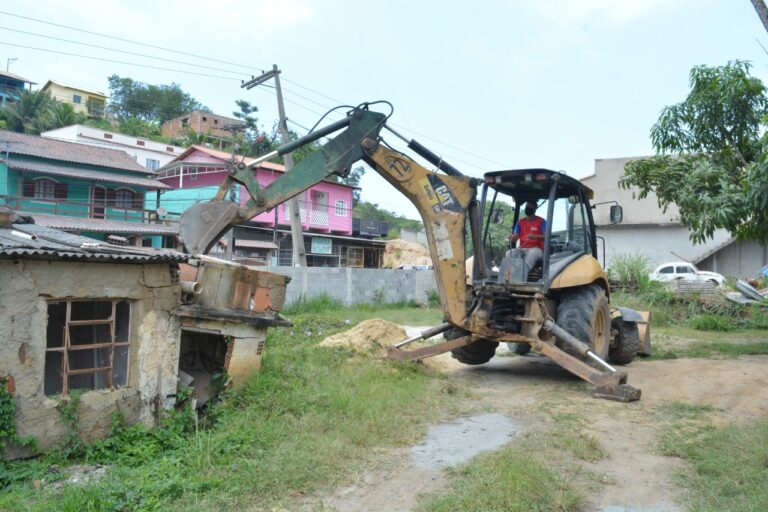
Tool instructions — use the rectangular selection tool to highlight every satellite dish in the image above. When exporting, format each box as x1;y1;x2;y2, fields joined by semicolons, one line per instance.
156;207;167;216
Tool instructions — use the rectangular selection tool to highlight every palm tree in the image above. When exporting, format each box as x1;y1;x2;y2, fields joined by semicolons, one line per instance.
2;90;56;134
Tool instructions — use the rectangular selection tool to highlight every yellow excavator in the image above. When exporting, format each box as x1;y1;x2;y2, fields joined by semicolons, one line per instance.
179;102;650;401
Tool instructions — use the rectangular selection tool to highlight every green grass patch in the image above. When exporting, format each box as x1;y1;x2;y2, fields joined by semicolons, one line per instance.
650;341;768;360
0;309;459;511
284;294;444;326
654;401;715;421
416;447;585;512
659;421;768;511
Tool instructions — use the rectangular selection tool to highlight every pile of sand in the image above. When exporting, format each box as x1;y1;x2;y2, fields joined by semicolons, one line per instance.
383;239;432;269
318;319;407;355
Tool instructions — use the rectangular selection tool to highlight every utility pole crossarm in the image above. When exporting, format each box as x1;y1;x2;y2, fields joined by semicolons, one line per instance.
240;64;308;267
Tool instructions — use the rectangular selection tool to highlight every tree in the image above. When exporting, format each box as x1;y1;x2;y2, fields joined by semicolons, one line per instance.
50;102;86;128
1;90;56;134
107;75;205;123
620;61;768;244
231;100;277;157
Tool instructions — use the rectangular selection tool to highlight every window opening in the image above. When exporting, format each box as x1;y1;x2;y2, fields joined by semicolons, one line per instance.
44;299;131;395
34;179;56;199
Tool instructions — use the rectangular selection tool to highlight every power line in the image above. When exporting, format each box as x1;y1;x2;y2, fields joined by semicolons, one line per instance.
0;26;251;78
0;9;510;170
0;10;267;73
0;42;241;81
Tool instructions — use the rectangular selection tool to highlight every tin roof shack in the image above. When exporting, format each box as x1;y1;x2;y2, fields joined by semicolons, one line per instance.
0;213;187;454
176;256;291;400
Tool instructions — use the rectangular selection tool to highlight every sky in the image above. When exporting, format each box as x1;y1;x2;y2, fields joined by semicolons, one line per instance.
2;0;767;219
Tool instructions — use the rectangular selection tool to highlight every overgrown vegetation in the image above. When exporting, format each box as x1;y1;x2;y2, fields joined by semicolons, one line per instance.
606;253;654;292
0;303;455;511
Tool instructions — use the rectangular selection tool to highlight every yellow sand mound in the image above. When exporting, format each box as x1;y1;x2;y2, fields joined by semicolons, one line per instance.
318;319;406;355
383;239;432;269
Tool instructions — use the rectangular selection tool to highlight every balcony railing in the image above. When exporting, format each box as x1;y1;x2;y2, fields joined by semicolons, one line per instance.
0;195;180;224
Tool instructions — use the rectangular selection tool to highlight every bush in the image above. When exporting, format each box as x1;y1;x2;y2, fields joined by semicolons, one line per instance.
607;253;654;292
690;314;734;332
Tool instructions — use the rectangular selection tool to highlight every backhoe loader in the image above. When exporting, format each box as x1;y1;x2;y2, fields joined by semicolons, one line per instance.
179;102;650;401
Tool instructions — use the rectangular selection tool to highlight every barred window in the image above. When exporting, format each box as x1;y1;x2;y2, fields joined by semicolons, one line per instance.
44;300;131;396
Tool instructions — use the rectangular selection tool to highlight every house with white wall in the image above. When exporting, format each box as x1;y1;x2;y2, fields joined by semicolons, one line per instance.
41;125;186;171
582;156;767;278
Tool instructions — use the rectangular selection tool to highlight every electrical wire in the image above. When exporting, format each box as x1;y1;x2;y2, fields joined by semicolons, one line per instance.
0;10;266;73
0;26;250;77
0;42;242;81
0;9;511;171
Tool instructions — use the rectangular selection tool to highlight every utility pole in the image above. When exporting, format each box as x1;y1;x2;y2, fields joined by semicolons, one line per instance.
6;58;17;72
242;65;307;267
752;0;768;34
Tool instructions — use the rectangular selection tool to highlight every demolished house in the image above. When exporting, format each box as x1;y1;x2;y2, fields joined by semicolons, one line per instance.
0;209;289;452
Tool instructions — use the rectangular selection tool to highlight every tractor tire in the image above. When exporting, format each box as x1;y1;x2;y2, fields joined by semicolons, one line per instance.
507;343;532;355
609;320;639;365
451;340;499;365
555;285;610;364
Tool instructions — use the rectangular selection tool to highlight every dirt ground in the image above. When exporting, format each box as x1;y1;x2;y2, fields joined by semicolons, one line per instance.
317;324;768;512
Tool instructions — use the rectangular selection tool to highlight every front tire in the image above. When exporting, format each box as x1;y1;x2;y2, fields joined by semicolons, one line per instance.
609;320;639;365
451;341;499;365
555;285;610;364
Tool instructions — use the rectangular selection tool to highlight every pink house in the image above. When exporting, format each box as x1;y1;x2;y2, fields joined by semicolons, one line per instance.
156;145;355;235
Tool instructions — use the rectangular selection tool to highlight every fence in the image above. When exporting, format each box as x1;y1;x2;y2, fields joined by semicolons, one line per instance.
264;266;438;306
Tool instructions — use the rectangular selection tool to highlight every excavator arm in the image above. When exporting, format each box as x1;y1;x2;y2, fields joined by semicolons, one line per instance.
179;104;483;326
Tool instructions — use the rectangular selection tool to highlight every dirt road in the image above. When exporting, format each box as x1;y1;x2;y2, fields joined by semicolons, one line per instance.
323;333;768;512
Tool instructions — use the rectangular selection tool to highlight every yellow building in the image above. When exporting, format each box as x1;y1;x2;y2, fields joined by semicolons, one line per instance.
41;80;107;118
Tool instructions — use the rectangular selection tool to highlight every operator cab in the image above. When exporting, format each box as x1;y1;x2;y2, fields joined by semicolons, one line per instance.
478;169;597;290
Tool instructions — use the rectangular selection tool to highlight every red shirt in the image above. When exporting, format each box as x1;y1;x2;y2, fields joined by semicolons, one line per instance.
515;216;546;250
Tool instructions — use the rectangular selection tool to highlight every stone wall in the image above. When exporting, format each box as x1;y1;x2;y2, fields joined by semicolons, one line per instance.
0;259;181;451
265;266;438;306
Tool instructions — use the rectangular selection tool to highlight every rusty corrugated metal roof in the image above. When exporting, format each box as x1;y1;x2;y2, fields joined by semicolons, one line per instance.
0;131;153;174
6;160;170;189
28;213;179;235
0;222;187;263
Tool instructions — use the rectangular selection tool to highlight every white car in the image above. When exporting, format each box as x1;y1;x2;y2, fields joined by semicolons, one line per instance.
649;262;725;286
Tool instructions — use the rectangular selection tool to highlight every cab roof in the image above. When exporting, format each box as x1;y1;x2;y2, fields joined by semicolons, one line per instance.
483;169;594;202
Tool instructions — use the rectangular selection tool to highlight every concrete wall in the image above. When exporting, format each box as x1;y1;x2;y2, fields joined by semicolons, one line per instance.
582;156;681;225
266;266;438;306
698;239;768;277
597;225;733;273
0;259;181;451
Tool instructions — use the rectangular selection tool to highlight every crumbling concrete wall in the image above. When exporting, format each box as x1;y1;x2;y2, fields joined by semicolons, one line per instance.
0;259;181;451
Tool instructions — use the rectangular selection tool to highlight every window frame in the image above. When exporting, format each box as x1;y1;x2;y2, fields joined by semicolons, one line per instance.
73;94;82;104
114;188;136;209
33;178;56;199
44;299;131;396
335;200;348;217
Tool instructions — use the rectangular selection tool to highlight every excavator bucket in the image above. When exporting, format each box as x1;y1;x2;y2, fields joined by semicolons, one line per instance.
180;200;241;256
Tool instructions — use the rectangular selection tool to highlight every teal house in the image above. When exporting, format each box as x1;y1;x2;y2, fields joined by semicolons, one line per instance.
0;130;177;247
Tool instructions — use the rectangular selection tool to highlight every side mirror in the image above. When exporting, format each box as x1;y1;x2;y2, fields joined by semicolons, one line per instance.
609;205;623;224
491;209;504;224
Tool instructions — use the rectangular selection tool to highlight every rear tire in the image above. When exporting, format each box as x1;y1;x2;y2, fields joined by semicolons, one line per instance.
555;285;610;364
609;320;639;365
507;343;532;355
451;340;499;365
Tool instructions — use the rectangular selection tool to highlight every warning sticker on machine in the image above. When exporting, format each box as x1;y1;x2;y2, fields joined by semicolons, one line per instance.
430;219;454;260
419;178;442;214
